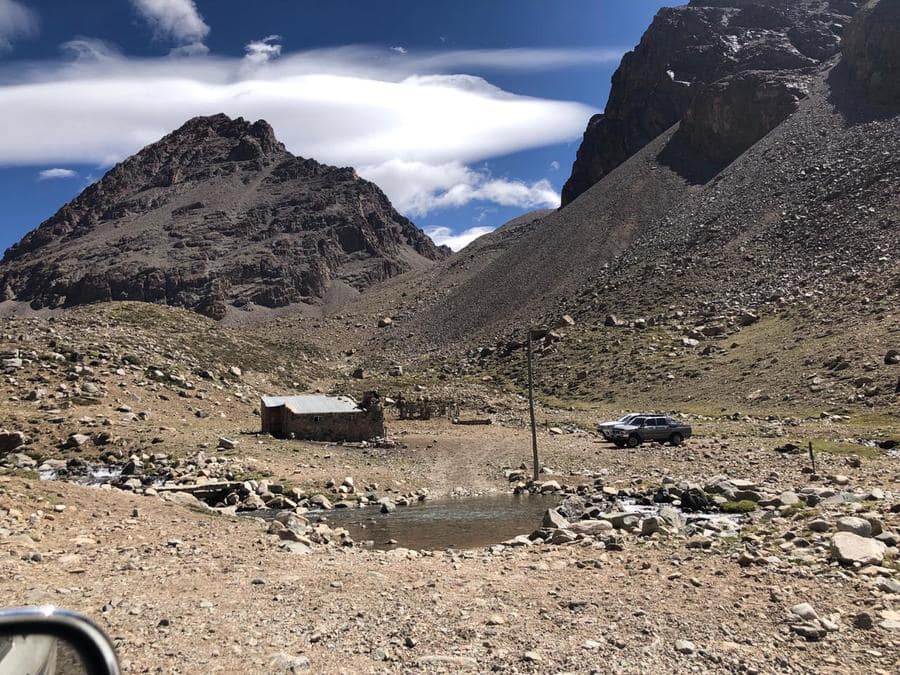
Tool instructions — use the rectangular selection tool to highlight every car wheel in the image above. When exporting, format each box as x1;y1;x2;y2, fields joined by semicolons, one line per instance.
613;440;625;448
670;433;683;447
626;435;641;448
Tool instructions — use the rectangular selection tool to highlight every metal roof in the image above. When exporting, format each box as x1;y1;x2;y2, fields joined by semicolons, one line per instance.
260;394;362;415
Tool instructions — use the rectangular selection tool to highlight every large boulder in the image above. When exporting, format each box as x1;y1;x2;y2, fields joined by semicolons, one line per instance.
843;0;900;104
830;531;887;565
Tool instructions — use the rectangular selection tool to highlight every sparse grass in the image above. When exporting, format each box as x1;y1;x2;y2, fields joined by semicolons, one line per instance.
721;500;758;514
234;469;274;482
0;468;39;480
811;440;883;460
782;503;815;518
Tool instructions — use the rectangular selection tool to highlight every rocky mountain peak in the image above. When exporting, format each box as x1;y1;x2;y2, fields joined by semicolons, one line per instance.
0;114;448;319
561;0;860;205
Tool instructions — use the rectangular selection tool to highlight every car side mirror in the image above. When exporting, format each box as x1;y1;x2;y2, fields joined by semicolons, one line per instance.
0;607;120;675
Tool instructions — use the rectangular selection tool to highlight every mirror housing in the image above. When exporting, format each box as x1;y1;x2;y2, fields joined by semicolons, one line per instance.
0;607;120;675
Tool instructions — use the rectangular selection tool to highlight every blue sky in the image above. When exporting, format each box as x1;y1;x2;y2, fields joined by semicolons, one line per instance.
0;0;669;252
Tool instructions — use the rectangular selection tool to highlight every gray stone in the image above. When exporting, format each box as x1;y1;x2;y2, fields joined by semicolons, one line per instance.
836;516;873;537
876;578;900;594
807;519;832;533
778;491;800;507
674;639;695;654
268;652;311;673
640;517;661;536
790;603;819;622
830;532;886;566
569;520;614;535
542;508;569;529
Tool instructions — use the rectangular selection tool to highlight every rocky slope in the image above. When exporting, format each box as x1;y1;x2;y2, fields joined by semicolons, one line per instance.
561;0;860;205
339;0;898;413
0;114;448;319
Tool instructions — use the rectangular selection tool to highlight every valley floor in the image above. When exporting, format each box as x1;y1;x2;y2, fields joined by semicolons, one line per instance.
2;418;899;674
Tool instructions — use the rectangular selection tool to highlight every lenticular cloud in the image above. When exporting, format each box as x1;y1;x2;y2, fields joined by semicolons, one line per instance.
0;46;600;215
0;47;596;168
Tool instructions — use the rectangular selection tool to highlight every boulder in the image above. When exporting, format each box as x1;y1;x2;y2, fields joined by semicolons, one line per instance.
830;531;887;566
0;430;28;454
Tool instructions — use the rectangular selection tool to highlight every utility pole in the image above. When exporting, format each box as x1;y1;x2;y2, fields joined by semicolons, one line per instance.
527;328;540;481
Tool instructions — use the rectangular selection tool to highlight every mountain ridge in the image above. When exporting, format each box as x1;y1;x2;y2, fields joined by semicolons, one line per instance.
0;113;449;319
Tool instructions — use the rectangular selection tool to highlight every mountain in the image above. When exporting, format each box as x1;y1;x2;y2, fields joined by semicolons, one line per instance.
561;0;860;206
0;114;449;320
350;0;898;410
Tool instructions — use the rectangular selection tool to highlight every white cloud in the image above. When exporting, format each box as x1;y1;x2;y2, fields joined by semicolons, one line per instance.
244;35;282;65
0;47;597;171
131;0;209;48
359;160;560;216
390;46;407;55
425;225;495;252
0;0;38;54
549;160;560;171
37;168;77;180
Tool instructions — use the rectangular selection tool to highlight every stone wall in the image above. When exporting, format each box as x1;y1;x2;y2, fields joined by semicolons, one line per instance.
261;405;384;442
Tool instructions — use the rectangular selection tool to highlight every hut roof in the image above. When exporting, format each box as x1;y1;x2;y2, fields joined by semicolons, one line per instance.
260;394;361;415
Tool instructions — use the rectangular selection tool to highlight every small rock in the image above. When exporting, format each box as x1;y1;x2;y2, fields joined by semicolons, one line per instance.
674;639;696;655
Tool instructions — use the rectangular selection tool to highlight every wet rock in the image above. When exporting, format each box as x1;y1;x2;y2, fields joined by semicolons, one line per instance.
679;488;710;512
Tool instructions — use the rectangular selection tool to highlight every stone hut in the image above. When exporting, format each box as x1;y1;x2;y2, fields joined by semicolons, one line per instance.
260;392;384;442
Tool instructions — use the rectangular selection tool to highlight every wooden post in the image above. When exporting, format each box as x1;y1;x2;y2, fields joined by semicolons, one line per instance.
808;441;816;474
527;328;540;481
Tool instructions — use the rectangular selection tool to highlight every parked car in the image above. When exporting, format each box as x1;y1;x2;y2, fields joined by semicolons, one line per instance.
610;415;692;448
597;413;653;440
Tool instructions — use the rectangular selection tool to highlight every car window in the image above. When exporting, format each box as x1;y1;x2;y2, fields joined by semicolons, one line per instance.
632;417;645;426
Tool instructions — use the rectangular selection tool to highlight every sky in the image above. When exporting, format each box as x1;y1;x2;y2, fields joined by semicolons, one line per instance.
0;0;670;252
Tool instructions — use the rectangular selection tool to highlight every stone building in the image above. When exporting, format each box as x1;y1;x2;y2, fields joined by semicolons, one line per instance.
260;392;384;442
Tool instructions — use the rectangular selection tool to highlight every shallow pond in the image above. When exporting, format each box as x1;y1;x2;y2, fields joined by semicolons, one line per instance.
318;494;558;551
